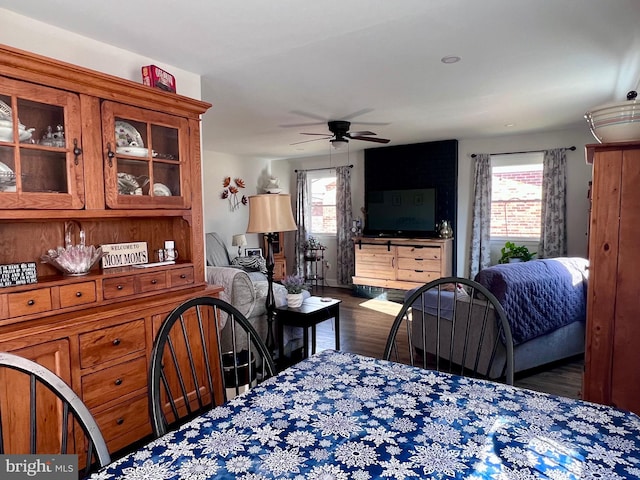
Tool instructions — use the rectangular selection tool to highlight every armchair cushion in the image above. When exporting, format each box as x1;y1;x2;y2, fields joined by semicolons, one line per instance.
206;232;232;267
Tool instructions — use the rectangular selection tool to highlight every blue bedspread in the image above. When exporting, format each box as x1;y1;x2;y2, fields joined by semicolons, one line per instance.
474;257;588;345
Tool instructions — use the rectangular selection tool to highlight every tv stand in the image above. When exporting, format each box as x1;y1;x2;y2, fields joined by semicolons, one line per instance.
352;236;453;291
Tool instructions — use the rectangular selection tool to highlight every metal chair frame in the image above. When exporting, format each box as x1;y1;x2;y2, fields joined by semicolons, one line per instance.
383;276;515;384
0;352;111;476
148;296;276;437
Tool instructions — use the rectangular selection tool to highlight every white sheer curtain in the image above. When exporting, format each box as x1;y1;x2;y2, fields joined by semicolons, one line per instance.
468;154;492;279
335;166;354;285
539;148;567;258
294;170;309;276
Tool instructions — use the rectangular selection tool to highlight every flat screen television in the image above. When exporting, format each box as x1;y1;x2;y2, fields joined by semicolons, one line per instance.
364;187;437;238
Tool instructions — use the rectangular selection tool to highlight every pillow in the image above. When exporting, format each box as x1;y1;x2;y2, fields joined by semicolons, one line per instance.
231;255;267;273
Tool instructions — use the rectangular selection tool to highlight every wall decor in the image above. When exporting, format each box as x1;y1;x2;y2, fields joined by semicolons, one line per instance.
101;242;148;268
221;177;247;211
0;262;37;288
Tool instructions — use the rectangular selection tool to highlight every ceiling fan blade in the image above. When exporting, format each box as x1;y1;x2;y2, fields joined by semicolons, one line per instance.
350;135;390;144
279;121;327;128
300;133;333;136
290;137;331;145
348;131;377;136
340;108;374;121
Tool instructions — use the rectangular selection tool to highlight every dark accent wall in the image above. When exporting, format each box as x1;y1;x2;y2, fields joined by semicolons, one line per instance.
364;139;458;270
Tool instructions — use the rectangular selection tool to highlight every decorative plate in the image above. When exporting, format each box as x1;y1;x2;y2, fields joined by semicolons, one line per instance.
115;120;144;148
0;161;16;191
117;172;141;195
153;183;172;196
116;146;149;157
0;100;11;119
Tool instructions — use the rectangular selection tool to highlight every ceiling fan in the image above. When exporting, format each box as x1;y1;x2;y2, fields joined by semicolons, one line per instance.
291;120;390;149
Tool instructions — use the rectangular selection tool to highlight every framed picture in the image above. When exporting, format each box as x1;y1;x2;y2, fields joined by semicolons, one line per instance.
245;247;263;257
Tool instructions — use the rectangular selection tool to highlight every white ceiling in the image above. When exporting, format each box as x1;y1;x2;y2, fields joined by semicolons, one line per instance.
2;0;639;159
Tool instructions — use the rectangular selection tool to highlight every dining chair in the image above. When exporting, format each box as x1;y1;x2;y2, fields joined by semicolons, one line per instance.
148;296;276;437
383;276;515;384
0;352;111;476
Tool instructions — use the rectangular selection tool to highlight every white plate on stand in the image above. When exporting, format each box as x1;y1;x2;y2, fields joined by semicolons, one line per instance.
115;120;144;148
153;183;172;196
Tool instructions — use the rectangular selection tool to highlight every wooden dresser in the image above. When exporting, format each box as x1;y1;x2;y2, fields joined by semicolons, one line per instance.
583;141;640;415
0;44;222;454
352;237;453;290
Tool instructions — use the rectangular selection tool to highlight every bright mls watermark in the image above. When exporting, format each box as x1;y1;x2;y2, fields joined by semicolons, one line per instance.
0;455;77;479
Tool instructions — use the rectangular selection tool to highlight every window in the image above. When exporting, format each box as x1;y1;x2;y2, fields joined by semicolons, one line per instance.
308;171;337;235
490;153;543;239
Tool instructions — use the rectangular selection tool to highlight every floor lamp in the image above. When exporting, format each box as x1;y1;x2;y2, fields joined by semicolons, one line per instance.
246;194;297;354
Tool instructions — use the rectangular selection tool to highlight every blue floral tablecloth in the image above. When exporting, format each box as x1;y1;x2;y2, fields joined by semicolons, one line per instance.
90;350;640;479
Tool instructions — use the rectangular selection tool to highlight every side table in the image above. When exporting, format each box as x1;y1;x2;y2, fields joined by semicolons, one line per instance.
276;296;341;366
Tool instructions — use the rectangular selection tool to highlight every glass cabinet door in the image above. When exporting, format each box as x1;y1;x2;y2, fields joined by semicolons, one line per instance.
0;77;84;209
102;102;189;209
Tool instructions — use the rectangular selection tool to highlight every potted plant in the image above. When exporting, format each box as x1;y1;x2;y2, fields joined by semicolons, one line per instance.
281;274;308;308
303;236;325;260
498;241;536;264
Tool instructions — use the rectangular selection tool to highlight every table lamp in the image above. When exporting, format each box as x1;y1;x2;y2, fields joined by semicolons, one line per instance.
231;234;247;257
246;194;297;354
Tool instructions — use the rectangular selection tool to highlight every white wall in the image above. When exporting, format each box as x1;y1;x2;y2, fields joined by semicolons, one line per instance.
202;150;277;259
457;127;595;276
267;127;595;284
0;8;201;98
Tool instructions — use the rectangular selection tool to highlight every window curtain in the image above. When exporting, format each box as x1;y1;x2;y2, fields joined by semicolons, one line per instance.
294;170;309;276
468;153;492;279
335;166;354;285
539;148;567;258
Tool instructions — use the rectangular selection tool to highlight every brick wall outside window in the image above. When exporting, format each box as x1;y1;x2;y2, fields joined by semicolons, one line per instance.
490;167;542;238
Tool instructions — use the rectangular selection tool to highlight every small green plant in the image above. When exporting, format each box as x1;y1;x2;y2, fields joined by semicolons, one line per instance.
498;241;536;264
281;274;308;294
303;236;325;251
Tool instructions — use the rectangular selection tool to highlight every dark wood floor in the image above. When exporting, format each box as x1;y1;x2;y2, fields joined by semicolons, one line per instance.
305;285;584;400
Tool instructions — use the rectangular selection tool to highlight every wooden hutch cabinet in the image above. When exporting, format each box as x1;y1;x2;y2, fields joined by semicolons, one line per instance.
263;232;286;280
583;141;640;415
0;44;223;455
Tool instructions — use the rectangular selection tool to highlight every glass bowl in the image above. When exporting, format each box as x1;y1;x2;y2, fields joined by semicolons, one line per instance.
41;245;103;276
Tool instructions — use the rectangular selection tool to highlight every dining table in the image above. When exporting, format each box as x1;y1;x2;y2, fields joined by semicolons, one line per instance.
88;350;640;479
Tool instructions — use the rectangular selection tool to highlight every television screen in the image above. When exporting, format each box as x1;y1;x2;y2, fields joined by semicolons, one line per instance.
364;188;437;237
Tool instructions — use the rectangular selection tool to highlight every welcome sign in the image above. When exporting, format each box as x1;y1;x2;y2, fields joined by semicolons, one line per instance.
101;242;148;268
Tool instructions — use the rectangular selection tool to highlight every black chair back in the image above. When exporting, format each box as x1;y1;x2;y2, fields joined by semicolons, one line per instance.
148;296;276;437
383;277;514;384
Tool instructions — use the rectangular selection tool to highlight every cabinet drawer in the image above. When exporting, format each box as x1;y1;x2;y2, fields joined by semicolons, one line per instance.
59;282;97;308
170;267;194;287
397;257;441;272
82;356;147;408
397;246;441;260
7;288;52;317
103;277;135;299
397;269;440;283
137;271;167;293
93;394;151;453
79;319;146;368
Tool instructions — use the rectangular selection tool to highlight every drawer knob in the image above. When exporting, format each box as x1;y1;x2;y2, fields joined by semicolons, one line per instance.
180;274;186;279
117;285;124;290
116;418;124;425
27;299;35;306
76;291;82;297
151;279;157;285
114;378;123;386
112;338;121;346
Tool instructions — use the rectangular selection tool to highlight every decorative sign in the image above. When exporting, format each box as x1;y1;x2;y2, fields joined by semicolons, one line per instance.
0;262;37;288
101;242;148;269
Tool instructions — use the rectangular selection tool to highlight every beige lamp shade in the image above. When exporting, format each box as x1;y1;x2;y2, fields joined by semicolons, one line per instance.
231;234;247;247
246;194;297;233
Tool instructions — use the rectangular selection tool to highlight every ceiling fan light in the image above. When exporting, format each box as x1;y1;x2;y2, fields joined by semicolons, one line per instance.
331;138;348;150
